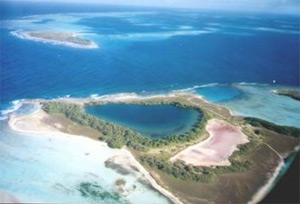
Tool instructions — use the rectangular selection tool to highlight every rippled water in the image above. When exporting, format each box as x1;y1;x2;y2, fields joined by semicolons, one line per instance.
1;1;299;108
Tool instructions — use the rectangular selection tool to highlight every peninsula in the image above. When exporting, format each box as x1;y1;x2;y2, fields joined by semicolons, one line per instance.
274;89;300;101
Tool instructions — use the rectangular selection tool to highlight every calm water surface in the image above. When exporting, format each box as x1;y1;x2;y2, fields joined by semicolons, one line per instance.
85;104;201;139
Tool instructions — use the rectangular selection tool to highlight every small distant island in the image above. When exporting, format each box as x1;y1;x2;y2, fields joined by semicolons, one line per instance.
274;89;300;101
12;31;98;49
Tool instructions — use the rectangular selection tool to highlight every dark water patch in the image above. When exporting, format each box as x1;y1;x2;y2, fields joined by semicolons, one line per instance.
261;152;299;204
78;182;122;203
104;159;131;175
85;104;201;139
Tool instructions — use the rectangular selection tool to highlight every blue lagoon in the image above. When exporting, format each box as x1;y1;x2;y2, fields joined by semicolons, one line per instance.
85;104;201;139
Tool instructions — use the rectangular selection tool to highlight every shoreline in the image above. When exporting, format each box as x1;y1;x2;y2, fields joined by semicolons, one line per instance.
19;92;204;107
2;83;299;121
11;31;98;49
4;93;298;204
247;159;284;204
8;108;183;204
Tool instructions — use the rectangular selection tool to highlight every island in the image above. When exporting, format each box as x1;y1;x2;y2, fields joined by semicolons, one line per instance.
8;93;299;204
11;31;98;49
274;89;300;101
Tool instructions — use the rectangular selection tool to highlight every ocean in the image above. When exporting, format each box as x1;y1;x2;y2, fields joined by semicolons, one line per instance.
0;1;299;203
1;1;299;108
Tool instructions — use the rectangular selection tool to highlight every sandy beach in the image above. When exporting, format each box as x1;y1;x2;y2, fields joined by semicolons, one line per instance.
170;119;249;166
8;108;183;204
5;95;294;204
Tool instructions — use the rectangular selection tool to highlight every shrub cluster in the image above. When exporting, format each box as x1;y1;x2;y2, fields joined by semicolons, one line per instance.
245;117;300;138
42;101;207;150
140;154;252;183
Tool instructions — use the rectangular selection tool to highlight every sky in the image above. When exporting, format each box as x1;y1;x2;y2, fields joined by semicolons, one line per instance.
10;0;300;15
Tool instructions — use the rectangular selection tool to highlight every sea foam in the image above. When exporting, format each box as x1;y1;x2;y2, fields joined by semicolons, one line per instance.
0;100;23;120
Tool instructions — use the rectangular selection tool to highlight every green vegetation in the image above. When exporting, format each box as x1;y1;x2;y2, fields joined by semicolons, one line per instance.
42;101;207;150
245;117;300;138
140;137;257;183
140;155;215;183
43;102;150;150
28;31;95;47
140;153;252;183
42;101;255;184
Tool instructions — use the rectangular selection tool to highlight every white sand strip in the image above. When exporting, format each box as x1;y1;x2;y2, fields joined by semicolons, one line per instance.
8;109;183;204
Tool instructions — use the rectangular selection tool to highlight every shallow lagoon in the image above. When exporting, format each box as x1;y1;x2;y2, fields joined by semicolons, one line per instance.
85;104;201;139
0;105;170;204
196;85;243;102
195;84;300;128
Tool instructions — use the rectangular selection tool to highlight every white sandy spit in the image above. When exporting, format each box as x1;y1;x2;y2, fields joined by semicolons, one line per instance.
8;109;182;204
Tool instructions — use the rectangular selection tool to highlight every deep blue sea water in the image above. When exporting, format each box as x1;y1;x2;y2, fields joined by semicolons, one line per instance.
1;1;299;111
85;104;201;138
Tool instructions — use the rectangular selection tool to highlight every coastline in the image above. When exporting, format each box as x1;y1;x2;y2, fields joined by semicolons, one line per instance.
11;31;98;49
247;159;284;204
8;107;183;204
4;92;298;204
19;92;201;107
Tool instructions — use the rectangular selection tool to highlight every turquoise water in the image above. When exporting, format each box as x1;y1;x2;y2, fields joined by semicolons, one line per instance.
85;104;201;139
192;84;300;128
0;105;170;204
196;85;243;102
